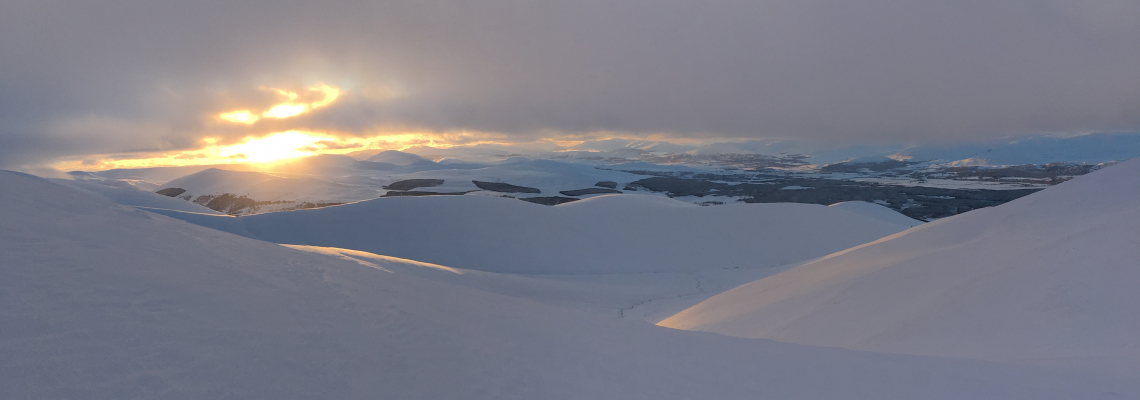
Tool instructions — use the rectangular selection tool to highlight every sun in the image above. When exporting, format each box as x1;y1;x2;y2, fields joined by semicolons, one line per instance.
218;131;331;164
218;110;260;124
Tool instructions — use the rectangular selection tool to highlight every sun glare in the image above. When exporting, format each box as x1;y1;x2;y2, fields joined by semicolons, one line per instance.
218;110;260;124
52;125;524;171
219;131;331;163
262;104;308;119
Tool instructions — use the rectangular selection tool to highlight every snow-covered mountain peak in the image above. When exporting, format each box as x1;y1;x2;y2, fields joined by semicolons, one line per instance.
366;149;432;165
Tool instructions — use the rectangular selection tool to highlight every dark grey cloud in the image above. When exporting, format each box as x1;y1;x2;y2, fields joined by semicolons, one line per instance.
2;0;1139;168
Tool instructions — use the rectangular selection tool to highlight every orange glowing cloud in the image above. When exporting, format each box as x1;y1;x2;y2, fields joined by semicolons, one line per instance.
262;104;308;119
217;131;333;163
217;82;342;124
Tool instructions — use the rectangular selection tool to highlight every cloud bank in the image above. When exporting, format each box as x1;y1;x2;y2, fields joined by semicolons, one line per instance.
1;0;1138;169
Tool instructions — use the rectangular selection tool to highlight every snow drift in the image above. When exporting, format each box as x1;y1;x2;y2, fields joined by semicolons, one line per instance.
660;158;1140;372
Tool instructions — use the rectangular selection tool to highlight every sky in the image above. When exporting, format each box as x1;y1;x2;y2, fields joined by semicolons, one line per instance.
1;0;1138;171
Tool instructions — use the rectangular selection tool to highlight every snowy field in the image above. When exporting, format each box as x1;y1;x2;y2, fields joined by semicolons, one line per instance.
1;157;1138;398
139;192;922;321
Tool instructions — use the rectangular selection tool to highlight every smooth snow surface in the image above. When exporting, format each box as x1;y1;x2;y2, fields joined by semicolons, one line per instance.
2;170;1135;399
284;244;791;322
155;193;918;274
828;201;924;227
661;158;1140;375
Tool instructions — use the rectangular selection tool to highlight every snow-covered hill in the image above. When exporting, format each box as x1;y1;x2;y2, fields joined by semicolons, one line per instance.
660;158;1140;374
1;170;1133;399
156;168;380;214
55;179;223;214
149;193;919;274
365;149;432;165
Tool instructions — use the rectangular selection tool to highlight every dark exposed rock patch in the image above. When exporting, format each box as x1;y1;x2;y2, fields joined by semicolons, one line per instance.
192;193;259;215
916;163;1105;183
155;188;187;197
636;153;809;170
519;196;579;206
624;176;1041;221
624;177;748;197
595;181;618;189
281;202;346;211
383;179;445;191
560;188;622;196
381;191;469;197
821;159;916;173
472;180;541;193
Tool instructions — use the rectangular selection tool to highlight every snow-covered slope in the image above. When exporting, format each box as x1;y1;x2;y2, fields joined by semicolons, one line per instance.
7;170;1128;398
155;193;919;274
55;179;223;214
661;158;1140;372
828;201;924;227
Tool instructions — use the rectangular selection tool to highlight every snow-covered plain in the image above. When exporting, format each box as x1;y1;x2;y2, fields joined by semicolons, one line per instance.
2;170;1136;399
146;193;919;274
284;244;791;322
143;194;921;320
660;158;1140;380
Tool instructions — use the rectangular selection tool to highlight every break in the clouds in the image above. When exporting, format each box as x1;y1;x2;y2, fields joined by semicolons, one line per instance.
1;0;1139;169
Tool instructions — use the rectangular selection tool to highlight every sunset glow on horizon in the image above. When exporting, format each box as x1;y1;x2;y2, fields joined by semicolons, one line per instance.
49;129;549;171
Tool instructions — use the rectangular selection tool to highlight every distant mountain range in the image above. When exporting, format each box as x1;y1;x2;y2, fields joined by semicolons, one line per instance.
62;132;1140;218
